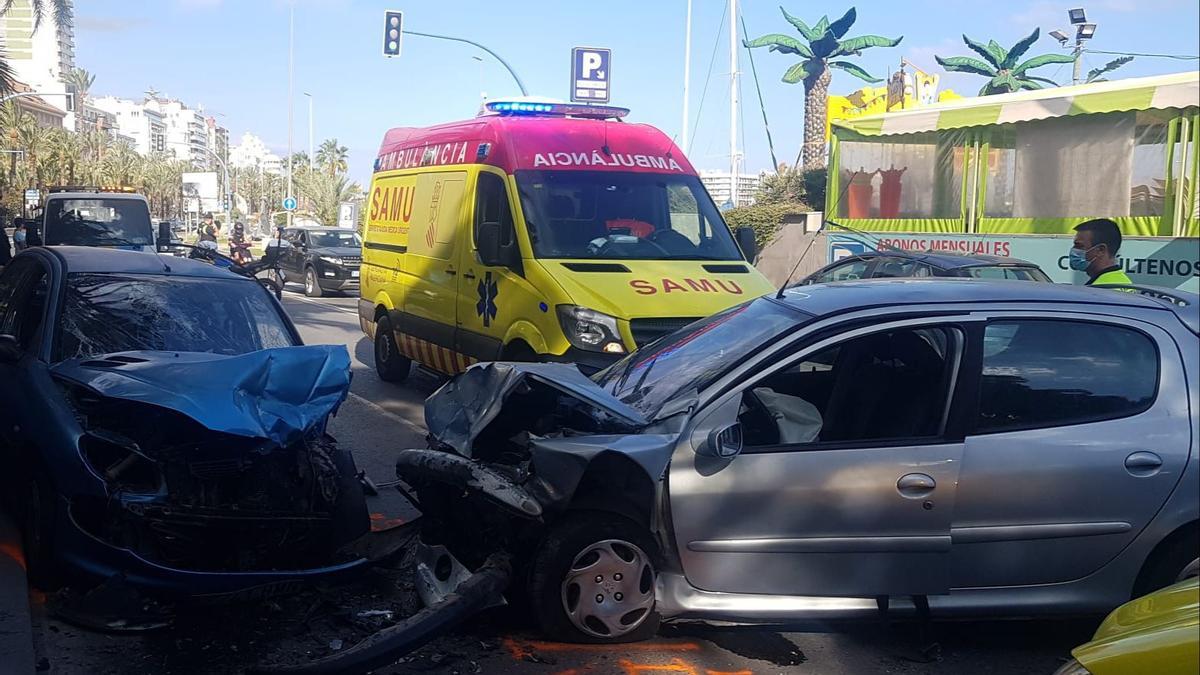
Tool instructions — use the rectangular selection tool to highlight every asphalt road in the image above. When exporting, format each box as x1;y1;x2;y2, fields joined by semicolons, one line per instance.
27;287;1102;675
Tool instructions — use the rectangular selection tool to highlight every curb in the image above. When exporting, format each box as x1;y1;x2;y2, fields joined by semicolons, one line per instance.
0;512;35;674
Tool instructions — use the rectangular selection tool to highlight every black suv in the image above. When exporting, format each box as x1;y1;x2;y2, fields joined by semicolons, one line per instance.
274;226;362;297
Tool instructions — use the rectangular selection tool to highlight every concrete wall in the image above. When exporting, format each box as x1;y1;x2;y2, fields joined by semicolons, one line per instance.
754;220;829;287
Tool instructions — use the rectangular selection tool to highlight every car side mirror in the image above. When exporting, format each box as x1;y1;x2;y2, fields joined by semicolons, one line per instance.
157;222;173;252
700;422;743;459
0;334;21;364
735;227;758;263
477;221;504;267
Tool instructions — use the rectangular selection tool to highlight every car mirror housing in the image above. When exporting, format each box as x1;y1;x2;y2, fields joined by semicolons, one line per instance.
477;221;503;267
0;334;22;363
701;422;743;459
735;227;758;263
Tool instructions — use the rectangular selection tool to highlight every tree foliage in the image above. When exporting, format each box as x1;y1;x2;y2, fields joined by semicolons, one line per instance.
723;202;810;251
935;29;1074;95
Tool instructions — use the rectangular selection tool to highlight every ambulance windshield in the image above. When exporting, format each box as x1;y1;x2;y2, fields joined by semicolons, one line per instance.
516;171;744;261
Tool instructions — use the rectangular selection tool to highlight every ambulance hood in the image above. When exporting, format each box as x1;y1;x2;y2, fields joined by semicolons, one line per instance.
545;259;774;321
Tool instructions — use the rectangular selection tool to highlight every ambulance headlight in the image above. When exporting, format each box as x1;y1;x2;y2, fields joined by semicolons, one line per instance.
557;305;625;354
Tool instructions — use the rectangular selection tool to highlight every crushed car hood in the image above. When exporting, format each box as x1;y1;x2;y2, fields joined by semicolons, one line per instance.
425;362;647;457
51;346;351;447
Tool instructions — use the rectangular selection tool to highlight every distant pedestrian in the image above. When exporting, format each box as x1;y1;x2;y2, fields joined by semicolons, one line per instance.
0;224;11;266
1071;218;1133;288
198;214;219;244
13;221;28;252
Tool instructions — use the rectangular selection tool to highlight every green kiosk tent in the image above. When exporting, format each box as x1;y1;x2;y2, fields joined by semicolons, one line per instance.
826;71;1199;291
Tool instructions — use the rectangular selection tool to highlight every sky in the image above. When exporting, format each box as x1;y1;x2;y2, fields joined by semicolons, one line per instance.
75;0;1200;184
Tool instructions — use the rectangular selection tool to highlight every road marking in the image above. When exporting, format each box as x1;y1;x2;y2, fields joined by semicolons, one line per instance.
284;294;360;315
346;391;426;436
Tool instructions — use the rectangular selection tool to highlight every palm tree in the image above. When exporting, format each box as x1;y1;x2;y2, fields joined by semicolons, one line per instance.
0;0;72;93
316;138;349;176
297;170;359;225
745;7;901;170
935;29;1075;95
102;140;142;188
1086;56;1134;84
63;67;95;132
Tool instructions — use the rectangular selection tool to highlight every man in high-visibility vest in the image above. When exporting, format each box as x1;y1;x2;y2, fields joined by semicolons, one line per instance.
1071;218;1133;288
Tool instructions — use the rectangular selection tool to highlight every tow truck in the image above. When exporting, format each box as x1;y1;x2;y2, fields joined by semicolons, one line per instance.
29;186;158;253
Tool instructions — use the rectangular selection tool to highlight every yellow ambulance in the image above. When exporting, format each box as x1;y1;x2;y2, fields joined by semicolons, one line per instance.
359;100;773;380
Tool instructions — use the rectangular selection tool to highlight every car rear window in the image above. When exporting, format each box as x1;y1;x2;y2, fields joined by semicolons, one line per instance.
964;266;1050;282
975;320;1158;433
56;273;296;361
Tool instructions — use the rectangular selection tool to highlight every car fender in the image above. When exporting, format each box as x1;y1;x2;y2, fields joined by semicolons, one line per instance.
503;319;550;356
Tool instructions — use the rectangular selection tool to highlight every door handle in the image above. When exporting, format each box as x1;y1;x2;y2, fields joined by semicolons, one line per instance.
897;473;936;498
445;268;457;276
462;272;477;280
1125;451;1163;477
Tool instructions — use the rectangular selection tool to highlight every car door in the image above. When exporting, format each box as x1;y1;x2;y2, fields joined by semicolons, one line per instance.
669;316;975;597
401;171;468;372
949;314;1191;588
0;257;54;459
455;168;545;363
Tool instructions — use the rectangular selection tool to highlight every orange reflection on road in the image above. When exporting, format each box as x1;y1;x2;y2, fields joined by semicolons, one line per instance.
504;637;703;660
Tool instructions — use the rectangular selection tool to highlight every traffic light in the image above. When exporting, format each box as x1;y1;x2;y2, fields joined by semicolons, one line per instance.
382;10;402;57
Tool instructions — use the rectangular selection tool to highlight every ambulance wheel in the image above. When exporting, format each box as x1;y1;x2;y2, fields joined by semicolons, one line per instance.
304;266;324;297
374;315;411;383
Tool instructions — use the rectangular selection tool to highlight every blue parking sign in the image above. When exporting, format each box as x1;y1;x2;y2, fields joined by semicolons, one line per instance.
571;47;611;103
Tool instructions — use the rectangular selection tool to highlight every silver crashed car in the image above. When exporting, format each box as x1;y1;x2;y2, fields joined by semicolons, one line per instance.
397;280;1200;644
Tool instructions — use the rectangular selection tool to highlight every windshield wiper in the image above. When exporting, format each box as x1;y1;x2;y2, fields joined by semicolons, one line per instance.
89;238;146;247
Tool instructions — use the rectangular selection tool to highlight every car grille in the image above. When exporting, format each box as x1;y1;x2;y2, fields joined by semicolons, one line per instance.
630;317;701;348
340;256;362;265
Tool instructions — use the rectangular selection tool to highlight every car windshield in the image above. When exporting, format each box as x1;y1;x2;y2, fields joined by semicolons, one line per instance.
44;198;153;247
56;274;296;362
309;231;361;248
964;266;1050;281
515;170;744;260
593;298;803;417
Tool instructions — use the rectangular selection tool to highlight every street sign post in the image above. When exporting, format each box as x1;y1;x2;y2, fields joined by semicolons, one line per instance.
571;47;611;103
282;196;298;211
383;10;403;57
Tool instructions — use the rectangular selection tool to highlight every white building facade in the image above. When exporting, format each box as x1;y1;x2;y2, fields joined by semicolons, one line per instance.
144;98;210;166
0;0;75;128
90;96;165;155
699;170;762;208
230;132;283;175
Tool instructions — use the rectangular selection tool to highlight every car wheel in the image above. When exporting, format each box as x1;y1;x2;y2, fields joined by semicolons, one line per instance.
23;477;59;590
374;314;411;383
1134;528;1200;597
304;267;324;298
528;513;660;643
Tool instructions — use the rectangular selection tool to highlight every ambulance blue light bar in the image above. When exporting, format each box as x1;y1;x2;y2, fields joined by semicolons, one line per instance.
483;100;629;119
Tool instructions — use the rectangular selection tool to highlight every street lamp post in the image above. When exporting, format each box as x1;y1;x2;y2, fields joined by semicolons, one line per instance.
1060;7;1097;85
303;92;314;170
402;30;529;96
286;0;295;228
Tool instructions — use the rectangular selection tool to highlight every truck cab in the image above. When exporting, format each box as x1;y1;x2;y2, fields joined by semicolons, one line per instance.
38;189;156;253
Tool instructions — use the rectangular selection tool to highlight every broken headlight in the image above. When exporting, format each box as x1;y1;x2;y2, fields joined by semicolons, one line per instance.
556;305;626;354
80;432;163;493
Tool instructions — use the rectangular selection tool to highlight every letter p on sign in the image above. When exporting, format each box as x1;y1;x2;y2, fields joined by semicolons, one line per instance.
571;47;611;103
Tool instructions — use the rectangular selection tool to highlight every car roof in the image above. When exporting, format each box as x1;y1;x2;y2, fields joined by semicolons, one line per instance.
45;246;249;280
778;278;1181;317
850;250;1040;269
46;192;149;202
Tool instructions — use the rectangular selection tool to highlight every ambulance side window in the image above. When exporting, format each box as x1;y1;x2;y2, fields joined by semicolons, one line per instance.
475;172;515;249
666;183;704;246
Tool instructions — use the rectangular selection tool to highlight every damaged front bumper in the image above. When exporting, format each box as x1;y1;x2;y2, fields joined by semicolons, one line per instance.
44;346;373;597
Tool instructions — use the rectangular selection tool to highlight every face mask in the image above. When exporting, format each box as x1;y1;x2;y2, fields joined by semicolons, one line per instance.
1068;244;1098;271
14;231;25;243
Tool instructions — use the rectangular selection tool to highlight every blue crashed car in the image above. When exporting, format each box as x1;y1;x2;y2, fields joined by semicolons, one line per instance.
0;246;369;596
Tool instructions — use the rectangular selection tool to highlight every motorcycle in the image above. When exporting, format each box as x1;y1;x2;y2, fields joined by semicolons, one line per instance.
179;240;285;299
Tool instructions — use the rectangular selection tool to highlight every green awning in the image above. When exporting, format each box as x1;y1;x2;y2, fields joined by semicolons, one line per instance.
833;71;1199;137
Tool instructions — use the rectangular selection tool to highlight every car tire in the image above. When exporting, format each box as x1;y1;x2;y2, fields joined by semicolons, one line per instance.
528;513;660;644
23;476;59;590
304;266;324;298
374;314;411;383
1134;527;1200;598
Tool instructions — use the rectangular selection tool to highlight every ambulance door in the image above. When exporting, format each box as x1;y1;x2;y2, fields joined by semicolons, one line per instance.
401;171;468;374
456;168;540;362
